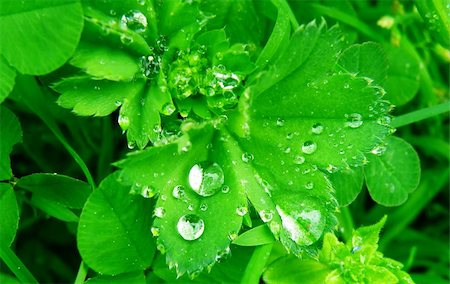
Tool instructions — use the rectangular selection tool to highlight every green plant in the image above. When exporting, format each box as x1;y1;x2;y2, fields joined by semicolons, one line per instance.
0;0;448;283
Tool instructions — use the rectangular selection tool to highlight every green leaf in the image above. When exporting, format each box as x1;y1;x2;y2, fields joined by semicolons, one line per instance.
365;136;421;206
16;173;92;209
70;42;139;82
263;257;331;284
337;42;387;85
0;106;22;181
329;167;364;207
415;0;450;48
54;77;145;117
77;172;155;275
116;124;247;277
85;271;145;284
0;183;19;247
30;194;79;223
238;20;390;255
384;44;420;106
0;0;83;75
233;225;275;246
0;55;16;103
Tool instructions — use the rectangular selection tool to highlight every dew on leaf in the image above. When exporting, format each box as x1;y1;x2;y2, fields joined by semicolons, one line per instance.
200;203;208;211
302;141;317;154
172;185;186;199
311;123;324;134
305;181;314;189
120;34;133;45
259;209;274;222
188;162;225;197
215;247;231;262
371;145;387;155
326;164;338;173
188;204;194;211
345;113;363;128
151;227;160;237
177;214;204;241
236;206;248;216
241;152;254;163
221;185;230;193
154;207;165;218
141;185;156;198
120;10;148;33
276;117;285;127
293;155;305;165
118;115;130;130
161;103;176;116
284;147;291;154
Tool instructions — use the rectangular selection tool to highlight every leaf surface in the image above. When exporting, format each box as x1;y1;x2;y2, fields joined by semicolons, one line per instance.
365;136;421;206
329;167;364;207
77;173;155;275
0;183;19;247
0;55;15;103
0;106;22;181
0;0;83;74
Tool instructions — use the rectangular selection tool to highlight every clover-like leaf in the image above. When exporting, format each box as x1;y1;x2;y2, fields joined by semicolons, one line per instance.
0;183;19;247
0;106;22;181
116;124;247;277
78;172;155;275
0;0;83;75
0;55;16;103
365;136;421;206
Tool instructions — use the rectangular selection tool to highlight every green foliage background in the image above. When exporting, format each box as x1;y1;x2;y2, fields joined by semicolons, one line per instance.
0;0;449;283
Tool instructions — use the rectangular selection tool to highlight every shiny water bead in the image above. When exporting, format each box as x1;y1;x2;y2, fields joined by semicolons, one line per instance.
120;10;147;33
345;113;363;128
177;214;205;241
188;162;224;197
311;123;324;134
302;141;317;154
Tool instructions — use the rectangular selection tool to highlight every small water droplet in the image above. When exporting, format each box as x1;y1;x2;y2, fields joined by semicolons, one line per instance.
276;117;285;127
200;203;208;211
221;185;230;193
305;181;314;189
215;247;231;262
177;214;204;241
371;145;386;155
326;164;338;173
154;207;165;218
302;141;317;154
345;113;363;128
286;132;294;140
241;152;254;163
188;162;225;197
172;185;186;199
120;34;133;45
151;227;159;237
236;206;248;216
161;103;176;116
118;115;130;130
259;209;274;222
120;10;148;33
188;204;194;211
311;123;324;134
293;155;305;165
344;83;350;89
284;147;291;154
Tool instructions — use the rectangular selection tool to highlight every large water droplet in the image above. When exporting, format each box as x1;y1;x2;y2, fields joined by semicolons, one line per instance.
177;214;204;241
188;162;224;197
118;115;130;130
311;123;324;134
120;10;148;33
302;141;317;154
345;113;363;128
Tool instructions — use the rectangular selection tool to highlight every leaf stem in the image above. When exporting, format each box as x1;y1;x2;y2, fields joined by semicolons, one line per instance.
0;245;38;284
74;261;89;284
392;102;450;128
241;244;273;284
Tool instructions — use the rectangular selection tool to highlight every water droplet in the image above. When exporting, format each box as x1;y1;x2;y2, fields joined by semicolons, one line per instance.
326;164;338;173
177;214;204;241
241;152;254;163
118;115;130;130
305;181;314;189
351;245;361;253
200;203;208;211
141;185;156;198
286;132;294;140
311;123;324;134
154;207;165;218
345;113;363;128
120;10;148;33
161;103;176;115
302;141;317;154
344;83;350;89
228;232;238;241
236;206;248;216
221;185;230;193
188;162;225;197
172;185;186;199
137;0;146;5
276;117;285;127
259;209;274;222
188;204;194;211
120;34;133;45
151;227;159;237
284;147;291;154
293;155;305;165
215;247;231;262
127;141;135;149
371;145;386;155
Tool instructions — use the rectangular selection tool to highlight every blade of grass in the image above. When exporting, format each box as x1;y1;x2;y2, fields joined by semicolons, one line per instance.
392;102;450;128
12;75;95;189
241;244;273;284
0;244;38;284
